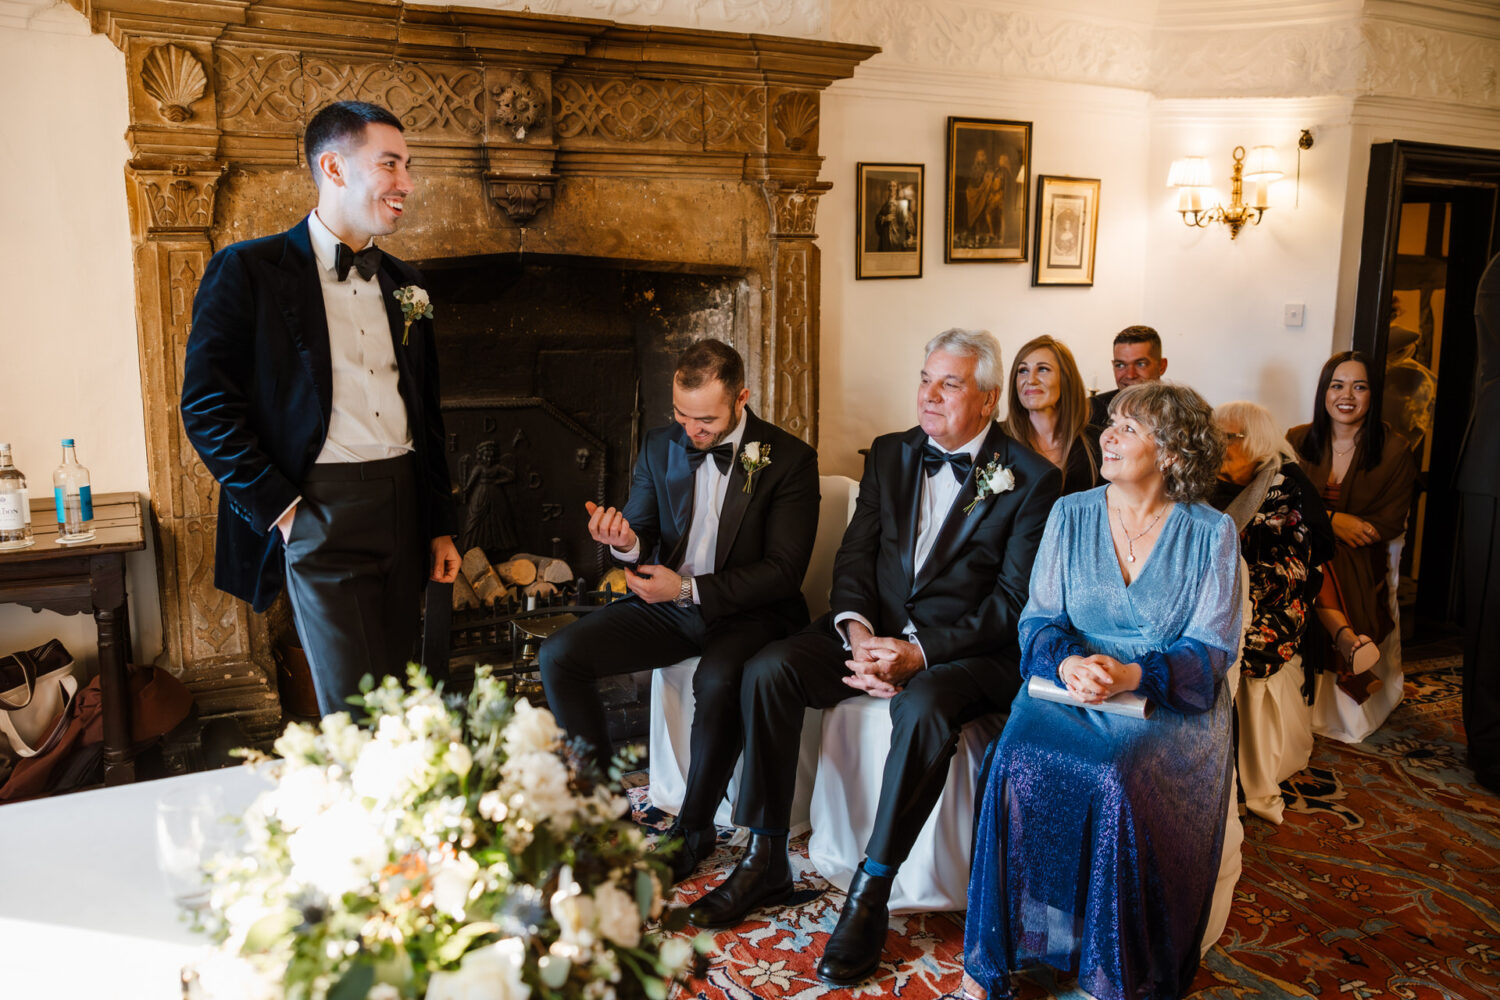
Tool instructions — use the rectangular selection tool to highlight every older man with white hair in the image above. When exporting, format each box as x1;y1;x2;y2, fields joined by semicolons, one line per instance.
686;329;1061;985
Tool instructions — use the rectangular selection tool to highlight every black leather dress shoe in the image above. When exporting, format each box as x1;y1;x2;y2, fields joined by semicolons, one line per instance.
658;824;717;884
816;867;893;986
685;832;793;928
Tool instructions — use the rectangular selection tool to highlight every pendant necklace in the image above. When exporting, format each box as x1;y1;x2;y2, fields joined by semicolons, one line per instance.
1116;503;1167;563
1331;440;1356;457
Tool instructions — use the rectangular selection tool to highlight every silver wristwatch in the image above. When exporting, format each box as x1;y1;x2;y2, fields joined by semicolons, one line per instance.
673;575;694;608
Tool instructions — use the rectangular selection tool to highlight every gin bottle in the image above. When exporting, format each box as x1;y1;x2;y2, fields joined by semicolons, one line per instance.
53;438;95;543
0;443;34;550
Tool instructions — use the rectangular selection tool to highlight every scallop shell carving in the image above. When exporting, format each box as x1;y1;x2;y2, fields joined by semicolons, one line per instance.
141;45;207;123
772;91;818;151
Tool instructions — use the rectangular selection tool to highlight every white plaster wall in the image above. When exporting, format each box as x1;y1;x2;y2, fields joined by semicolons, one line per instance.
0;11;161;676
817;68;1153;475
1142;97;1356;433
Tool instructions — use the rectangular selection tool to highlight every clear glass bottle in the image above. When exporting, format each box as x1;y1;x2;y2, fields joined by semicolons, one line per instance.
0;443;35;550
53;438;95;544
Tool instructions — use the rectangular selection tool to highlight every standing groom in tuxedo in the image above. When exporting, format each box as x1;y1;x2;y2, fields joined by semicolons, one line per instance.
539;339;820;882
182;101;460;716
687;329;1061;985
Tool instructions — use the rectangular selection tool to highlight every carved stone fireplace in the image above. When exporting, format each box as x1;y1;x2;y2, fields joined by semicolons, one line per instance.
66;0;875;737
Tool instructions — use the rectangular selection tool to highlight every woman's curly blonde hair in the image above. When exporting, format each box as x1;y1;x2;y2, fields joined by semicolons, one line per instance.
1108;382;1225;502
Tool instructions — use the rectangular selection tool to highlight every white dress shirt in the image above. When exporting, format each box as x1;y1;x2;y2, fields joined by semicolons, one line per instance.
613;415;749;604
307;210;413;464
835;423;993;664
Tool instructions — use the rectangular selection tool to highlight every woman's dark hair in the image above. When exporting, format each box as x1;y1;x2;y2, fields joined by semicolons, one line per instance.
1297;350;1385;472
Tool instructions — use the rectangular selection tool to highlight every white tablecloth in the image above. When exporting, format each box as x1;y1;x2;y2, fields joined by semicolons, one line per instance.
0;766;272;999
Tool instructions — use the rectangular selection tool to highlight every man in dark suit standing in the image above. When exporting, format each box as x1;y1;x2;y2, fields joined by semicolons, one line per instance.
686;329;1060;985
539;339;820;882
1089;324;1168;428
182;101;460;716
1461;253;1500;794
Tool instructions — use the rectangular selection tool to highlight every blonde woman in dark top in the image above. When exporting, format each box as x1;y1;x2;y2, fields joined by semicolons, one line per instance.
1002;335;1099;495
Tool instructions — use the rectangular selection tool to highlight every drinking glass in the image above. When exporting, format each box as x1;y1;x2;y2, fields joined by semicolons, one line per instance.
155;786;228;908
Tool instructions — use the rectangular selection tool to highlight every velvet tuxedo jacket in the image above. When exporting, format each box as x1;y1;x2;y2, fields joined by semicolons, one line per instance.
830;423;1061;682
181;218;456;613
618;409;820;630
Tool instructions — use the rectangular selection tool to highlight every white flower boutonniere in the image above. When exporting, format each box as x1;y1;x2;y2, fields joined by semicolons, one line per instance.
963;452;1015;515
740;440;772;495
393;284;433;346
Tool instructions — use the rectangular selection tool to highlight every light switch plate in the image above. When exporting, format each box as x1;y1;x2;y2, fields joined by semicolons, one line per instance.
1284;303;1305;327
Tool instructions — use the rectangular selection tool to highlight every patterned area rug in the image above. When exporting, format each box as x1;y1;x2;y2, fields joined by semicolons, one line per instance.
634;659;1500;999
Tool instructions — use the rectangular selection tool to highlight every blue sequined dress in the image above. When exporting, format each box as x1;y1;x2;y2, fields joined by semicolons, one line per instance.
964;487;1242;1000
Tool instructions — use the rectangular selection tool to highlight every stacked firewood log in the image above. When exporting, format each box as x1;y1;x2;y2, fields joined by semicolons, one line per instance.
452;549;574;610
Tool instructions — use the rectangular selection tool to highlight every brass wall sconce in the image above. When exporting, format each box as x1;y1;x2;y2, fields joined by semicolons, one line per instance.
1168;145;1283;239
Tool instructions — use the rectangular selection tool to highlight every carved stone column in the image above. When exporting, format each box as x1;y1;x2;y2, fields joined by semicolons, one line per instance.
124;160;280;740
761;180;830;448
120;27;284;740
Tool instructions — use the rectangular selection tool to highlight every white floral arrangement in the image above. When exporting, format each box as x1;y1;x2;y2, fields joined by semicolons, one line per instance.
189;666;706;1000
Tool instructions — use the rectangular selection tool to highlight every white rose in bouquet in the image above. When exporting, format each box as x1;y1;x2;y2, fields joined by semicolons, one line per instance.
430;851;481;919
425;938;529;1000
591;881;641;949
503;698;564;757
287;801;387;898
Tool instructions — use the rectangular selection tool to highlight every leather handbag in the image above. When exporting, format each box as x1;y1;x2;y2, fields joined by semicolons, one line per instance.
0;639;78;759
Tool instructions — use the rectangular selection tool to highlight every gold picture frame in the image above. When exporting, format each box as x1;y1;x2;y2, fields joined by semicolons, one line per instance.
1032;175;1100;286
944;117;1031;263
856;162;924;279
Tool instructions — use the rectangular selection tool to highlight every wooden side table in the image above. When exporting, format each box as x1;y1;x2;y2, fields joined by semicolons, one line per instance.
0;492;147;784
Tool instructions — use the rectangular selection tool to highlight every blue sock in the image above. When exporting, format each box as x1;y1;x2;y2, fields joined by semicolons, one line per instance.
749;827;788;839
862;857;899;879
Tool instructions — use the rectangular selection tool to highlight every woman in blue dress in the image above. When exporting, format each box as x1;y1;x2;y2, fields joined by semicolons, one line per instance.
964;382;1242;1000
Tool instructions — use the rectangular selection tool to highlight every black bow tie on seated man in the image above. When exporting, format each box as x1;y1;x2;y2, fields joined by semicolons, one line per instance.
334;243;383;281
921;442;972;483
684;441;736;476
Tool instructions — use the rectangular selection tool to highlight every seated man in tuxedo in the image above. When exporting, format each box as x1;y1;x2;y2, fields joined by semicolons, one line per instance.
685;328;1061;985
538;339;820;882
1089;324;1168;428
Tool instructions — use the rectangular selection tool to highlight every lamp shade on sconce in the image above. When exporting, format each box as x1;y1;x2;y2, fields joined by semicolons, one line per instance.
1167;156;1211;188
1243;145;1283;181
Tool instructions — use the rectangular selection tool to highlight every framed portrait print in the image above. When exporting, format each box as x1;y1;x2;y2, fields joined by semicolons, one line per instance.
944;117;1031;263
856;162;924;279
1032;175;1100;286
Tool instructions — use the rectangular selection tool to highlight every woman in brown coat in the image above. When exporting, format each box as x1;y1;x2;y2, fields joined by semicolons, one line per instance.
1288;351;1417;704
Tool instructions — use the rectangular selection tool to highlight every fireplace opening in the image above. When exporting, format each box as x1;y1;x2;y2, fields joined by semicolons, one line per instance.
418;252;757;745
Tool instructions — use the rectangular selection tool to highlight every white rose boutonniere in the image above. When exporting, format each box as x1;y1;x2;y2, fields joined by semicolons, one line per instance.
739;440;772;495
738;440;774;497
962;452;1015;515
393;284;433;346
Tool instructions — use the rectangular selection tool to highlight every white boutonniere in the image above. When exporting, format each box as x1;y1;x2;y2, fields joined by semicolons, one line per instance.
962;452;1015;515
393;284;433;346
739;441;771;495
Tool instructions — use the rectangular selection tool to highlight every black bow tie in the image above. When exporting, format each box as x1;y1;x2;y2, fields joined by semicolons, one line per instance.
921;442;973;482
334;243;383;281
684;441;735;475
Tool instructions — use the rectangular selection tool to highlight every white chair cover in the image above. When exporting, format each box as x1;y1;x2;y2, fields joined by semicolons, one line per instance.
1201;557;1252;953
647;475;859;831
807;696;1005;913
1311;535;1406;743
1235;656;1313;824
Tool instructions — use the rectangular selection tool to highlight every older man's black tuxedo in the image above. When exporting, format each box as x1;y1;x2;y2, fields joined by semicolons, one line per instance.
181;219;456;707
539;408;819;830
733;421;1060;865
